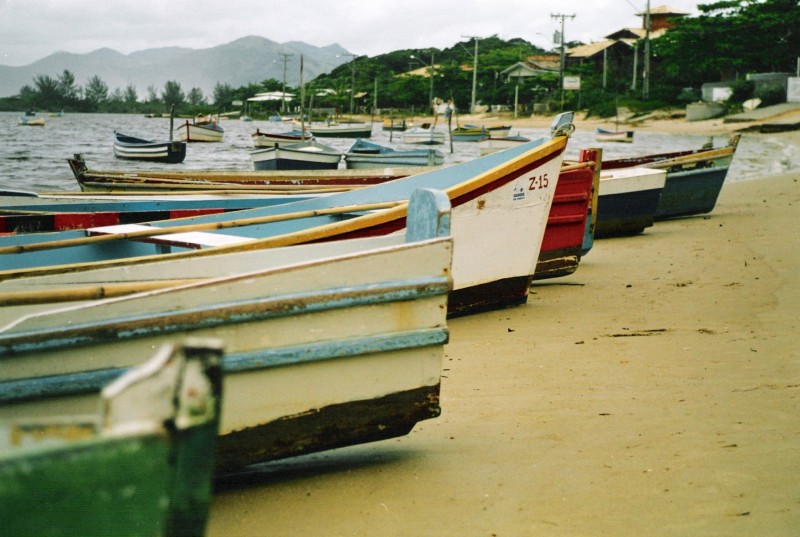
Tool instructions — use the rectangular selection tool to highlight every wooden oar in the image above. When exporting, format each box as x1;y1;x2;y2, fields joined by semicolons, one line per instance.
0;200;405;255
0;279;203;306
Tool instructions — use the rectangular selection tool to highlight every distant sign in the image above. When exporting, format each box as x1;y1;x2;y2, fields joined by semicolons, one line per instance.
563;76;581;90
232;100;244;106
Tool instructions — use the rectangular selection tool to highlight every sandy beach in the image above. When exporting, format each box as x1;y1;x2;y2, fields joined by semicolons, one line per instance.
207;124;799;536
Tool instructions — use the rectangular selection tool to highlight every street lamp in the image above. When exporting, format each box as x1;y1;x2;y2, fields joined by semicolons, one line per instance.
337;53;358;115
410;52;435;111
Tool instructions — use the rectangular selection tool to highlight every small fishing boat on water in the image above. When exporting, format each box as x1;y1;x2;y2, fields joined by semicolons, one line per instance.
344;139;444;169
176;114;224;142
18;115;45;127
305;121;373;138
249;139;343;171
402;126;445;145
112;131;187;163
251;128;312;147
595;127;635;143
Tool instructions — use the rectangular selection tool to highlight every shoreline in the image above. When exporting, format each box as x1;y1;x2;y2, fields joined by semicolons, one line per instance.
207;170;800;535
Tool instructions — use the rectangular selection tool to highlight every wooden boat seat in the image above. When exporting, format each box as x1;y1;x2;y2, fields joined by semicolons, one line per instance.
87;223;255;252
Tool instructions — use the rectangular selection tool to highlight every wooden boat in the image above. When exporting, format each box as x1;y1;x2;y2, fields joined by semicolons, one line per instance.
250;139;343;171
478;135;531;156
18;116;45;126
0;189;454;471
596;127;635;143
0;190;331;234
533;149;600;280
450;125;489;142
0;339;223;537
251;128;312;147
487;124;512;138
66;155;429;193
305;121;373;138
602;134;740;219
382;118;409;131
0;112;576;317
402;126;445;145
594;167;667;238
113;130;187;163
176;115;224;142
344;139;444;169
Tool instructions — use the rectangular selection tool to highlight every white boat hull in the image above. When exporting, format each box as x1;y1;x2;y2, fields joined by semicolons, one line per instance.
177;122;224;142
0;191;454;471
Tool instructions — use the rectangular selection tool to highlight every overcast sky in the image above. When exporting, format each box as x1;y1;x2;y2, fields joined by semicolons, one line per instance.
1;0;702;67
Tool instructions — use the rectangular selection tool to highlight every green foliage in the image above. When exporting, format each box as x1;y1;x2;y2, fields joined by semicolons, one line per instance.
755;83;787;106
3;3;795;116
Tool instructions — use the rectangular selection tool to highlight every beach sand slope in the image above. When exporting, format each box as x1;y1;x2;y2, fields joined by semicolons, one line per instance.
208;171;799;536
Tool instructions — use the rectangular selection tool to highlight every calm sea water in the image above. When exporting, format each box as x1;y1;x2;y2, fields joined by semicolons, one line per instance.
1;111;796;192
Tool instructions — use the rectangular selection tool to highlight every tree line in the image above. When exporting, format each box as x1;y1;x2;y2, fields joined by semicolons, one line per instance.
2;0;797;118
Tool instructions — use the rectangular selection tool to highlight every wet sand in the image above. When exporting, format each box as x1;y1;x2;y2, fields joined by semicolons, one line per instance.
207;128;800;536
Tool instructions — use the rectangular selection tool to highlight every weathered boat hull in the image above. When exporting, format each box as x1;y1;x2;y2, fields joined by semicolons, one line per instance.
251;129;312;147
250;141;342;171
0;340;223;537
402;128;445;145
602;135;739;219
654;162;732;219
113;131;186;164
176;121;224;142
533;150;599;280
0;190;453;472
595;167;667;238
344;139;444;169
1;113;575;317
306;123;373;138
596;128;634;143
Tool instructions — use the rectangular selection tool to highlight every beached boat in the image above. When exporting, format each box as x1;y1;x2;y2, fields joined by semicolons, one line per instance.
382;118;409;131
250;139;343;171
402;126;445;145
251;128;312;147
113;130;187;163
176;115;225;142
533;149;599;280
478;135;531;156
602;134;740;219
0;339;223;537
344;139;444;169
594;167;667;238
18;115;45;126
66;155;426;192
450;125;489;142
0;190;330;234
1;112;576;317
306;122;373;138
0;189;454;471
596;127;635;143
487;124;512;138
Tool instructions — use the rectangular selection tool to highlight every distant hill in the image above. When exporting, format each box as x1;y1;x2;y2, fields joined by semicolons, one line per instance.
0;36;351;99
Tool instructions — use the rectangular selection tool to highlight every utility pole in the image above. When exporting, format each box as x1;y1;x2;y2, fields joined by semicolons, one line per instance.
551;13;575;110
461;35;481;114
643;0;651;99
277;52;293;114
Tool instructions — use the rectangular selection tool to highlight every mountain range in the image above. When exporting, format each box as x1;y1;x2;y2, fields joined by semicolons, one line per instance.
0;36;351;99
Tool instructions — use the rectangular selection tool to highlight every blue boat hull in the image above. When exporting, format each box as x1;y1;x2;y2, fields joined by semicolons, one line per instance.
595;187;663;238
654;166;730;219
